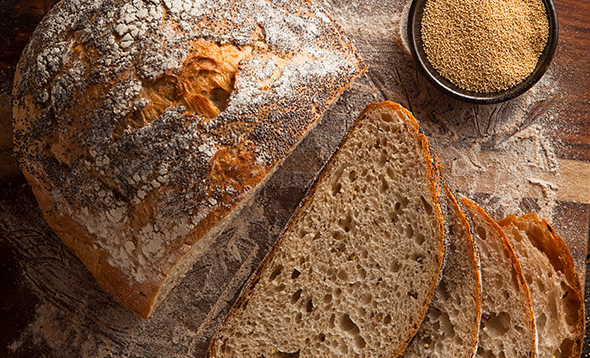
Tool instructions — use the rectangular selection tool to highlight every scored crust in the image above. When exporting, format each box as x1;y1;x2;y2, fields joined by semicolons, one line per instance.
498;213;585;358
210;101;447;357
12;0;366;318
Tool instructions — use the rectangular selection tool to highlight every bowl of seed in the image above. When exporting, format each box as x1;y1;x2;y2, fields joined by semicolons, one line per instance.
407;0;558;104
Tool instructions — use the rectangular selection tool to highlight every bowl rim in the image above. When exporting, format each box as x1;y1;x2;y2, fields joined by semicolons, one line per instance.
407;0;559;104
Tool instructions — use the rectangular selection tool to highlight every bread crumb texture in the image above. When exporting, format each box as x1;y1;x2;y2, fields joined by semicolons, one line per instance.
421;0;549;92
403;187;481;358
212;102;445;358
12;0;365;318
462;199;537;358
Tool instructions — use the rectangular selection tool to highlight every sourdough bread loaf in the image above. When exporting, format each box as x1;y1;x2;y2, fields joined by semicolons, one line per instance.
210;101;447;358
498;213;584;358
12;0;366;318
403;184;482;358
461;198;538;358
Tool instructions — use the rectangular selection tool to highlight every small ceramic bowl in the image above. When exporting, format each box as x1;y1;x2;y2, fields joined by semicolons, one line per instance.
407;0;559;104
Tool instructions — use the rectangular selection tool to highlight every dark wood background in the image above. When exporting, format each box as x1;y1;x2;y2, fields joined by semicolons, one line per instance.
0;0;588;357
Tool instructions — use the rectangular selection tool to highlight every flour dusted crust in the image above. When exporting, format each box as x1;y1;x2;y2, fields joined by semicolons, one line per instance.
210;102;447;357
498;213;584;358
12;0;366;318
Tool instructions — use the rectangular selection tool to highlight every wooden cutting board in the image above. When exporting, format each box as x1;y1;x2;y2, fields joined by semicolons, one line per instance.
1;0;588;357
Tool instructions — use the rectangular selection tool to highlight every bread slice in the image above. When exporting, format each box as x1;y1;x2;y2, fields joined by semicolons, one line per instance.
11;0;366;318
498;213;584;358
210;101;447;357
461;198;538;358
403;184;482;358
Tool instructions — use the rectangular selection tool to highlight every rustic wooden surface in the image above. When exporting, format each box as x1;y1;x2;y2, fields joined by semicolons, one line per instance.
0;0;588;357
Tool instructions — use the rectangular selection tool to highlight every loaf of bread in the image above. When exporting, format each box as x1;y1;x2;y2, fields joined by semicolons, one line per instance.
403;184;482;358
12;0;366;318
210;101;447;357
461;198;538;358
498;213;585;358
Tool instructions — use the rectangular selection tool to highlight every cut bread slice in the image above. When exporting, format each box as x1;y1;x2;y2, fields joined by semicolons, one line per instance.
498;213;584;358
210;101;447;358
461;198;538;358
403;184;482;358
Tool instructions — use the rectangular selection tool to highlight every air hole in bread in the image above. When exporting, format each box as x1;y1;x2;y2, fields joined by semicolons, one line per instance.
295;312;302;324
329;314;336;328
406;225;414;239
559;338;575;357
358;306;366;317
338;270;349;281
339;314;360;335
361;293;372;305
355;335;367;349
338;214;355;233
323;294;332;304
381;112;394;122
291;289;303;304
306;299;313;313
349;170;357;182
563;291;582;326
272;349;300;358
415;233;425;245
483;311;510;337
476;226;487;241
333;231;344;241
383;314;392;325
269;265;283;281
357;266;367;279
291;269;301;279
420;195;433;215
332;182;342;196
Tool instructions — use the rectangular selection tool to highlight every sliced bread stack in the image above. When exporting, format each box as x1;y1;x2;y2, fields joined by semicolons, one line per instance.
210;101;448;357
209;101;585;358
498;213;585;358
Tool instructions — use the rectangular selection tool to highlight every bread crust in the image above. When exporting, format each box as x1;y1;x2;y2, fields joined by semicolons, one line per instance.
498;213;585;358
210;101;447;357
12;0;366;318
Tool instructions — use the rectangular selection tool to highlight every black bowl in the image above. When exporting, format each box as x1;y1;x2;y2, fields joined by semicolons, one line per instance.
407;0;559;104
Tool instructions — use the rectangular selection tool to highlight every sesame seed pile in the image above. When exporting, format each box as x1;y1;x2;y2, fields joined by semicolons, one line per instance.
420;0;549;93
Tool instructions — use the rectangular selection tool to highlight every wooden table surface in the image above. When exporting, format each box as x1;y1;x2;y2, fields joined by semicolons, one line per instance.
0;0;589;357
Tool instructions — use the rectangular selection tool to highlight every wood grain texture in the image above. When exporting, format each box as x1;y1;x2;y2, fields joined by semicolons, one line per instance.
1;0;588;357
